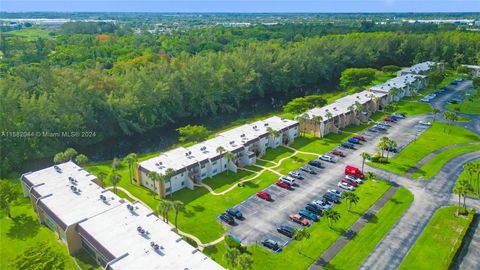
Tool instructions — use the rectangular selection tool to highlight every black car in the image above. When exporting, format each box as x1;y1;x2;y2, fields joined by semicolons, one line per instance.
308;160;324;168
261;239;280;251
220;213;235;225
387;146;398;153
323;192;341;204
300;166;317;174
226;208;243;219
341;142;355;149
305;203;323;215
277;224;295;238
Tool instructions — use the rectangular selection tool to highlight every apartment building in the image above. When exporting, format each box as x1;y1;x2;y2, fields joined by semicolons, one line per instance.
137;116;299;197
461;64;480;77
397;61;440;76
21;161;223;270
369;74;427;102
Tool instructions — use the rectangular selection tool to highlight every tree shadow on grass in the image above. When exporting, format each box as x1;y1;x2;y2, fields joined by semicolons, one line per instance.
6;214;40;240
191;205;205;212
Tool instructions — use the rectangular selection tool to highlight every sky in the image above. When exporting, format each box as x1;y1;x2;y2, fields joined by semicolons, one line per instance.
2;0;480;13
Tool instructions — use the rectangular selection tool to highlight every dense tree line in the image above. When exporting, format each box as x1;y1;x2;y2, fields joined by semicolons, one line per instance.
1;31;479;175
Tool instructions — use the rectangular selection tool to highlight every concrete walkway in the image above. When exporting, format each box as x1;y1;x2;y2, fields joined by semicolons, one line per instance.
308;186;399;269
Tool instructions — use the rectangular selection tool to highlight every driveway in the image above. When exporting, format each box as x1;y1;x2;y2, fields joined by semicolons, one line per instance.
359;151;480;270
226;115;428;248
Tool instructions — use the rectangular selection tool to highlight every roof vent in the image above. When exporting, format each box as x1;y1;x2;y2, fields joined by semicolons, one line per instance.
264;123;269;126
100;195;107;201
54;165;62;173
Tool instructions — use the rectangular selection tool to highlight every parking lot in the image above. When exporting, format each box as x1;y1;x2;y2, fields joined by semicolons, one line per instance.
220;115;431;250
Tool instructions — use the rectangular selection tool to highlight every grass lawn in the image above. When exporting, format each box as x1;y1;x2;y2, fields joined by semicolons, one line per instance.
446;89;480;115
205;179;392;269
274;153;317;175
369;123;480;175
203;169;259;193
455;160;480;198
0;180;86;270
411;144;480;179
290;132;352;155
260;146;295;164
399;206;475;270
4;28;52;39
326;187;414;270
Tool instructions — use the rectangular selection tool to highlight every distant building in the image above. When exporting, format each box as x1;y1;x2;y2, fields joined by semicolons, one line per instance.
21;161;223;270
397;61;440;76
461;64;480;77
137;116;299;197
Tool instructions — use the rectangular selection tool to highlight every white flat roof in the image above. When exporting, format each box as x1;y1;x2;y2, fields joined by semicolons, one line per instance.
462;64;480;70
335;90;374;106
23;161;122;228
399;61;436;74
78;202;224;270
370;74;426;93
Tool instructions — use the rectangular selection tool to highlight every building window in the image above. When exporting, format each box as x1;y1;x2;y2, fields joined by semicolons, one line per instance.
213;169;217;174
166;187;171;193
181;181;185;186
201;164;205;169
212;161;217;166
181;173;184;177
224;164;227;168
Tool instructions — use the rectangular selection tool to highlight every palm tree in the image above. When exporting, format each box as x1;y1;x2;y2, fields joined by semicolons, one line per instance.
112;157;121;171
172;200;184;229
377;137;389;158
342;192;359;210
53;152;67;164
97;171;107;187
148;171;163;198
64;147;78;161
360;152;370;173
216;146;226;170
324;209;341;228
325;111;334;132
124;153;138;184
164;200;173;224
296;114;307;136
157;200;167;222
164;168;176;198
293;228;311;254
365;172;374;181
311;115;323;136
431;106;441;122
237;253;254;270
224;248;240;269
224;151;235;174
454;180;472;215
109;172;121;194
385;138;397;162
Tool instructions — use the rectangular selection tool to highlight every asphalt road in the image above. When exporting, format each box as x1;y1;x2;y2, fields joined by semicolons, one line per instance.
225;115;429;250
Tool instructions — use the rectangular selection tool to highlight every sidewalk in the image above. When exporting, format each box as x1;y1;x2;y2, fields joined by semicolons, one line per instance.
309;186;399;270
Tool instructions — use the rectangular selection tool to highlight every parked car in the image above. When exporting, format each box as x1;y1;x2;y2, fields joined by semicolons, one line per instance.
305;203;323;215
300;166;317;174
220;213;235;225
226;208;243;219
289;171;304;180
308;160;324;168
280;176;296;186
257;191;271;201
374;125;387;131
277;225;295;238
342;178;359;187
418;120;432;126
338;181;355;191
261;239;280;251
327;189;343;198
387;146;399;153
330;149;346;157
341;142;355;149
323;192;341;204
345;165;365;179
379;121;391;127
319;154;335;163
348;138;361;144
345;174;363;184
394;112;407;118
420;98;430;102
388;115;400;121
276;180;291;189
289;214;310;226
353;134;366;141
383;117;396;123
312;199;332;210
298;209;319;222
392;113;406;119
367;127;378;133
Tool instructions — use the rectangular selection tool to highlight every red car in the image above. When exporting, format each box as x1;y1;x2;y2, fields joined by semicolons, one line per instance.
342;178;359;187
383;117;396;123
352;135;366;141
257;191;271;201
330;149;345;157
289;214;310;226
276;180;291;189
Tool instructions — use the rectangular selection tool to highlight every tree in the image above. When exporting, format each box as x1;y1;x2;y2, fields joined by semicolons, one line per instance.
164;168;176;198
97;171;107;187
454;180;472;215
53;152;68;164
224;247;240;269
216;146;226;170
148;171;164;198
340;68;376;89
385;138;397;162
64;147;78;161
325;111;333;130
342;192;360;210
157;200;168;222
428;70;446;87
365;172;374;181
293;228;311;254
237;253;254;270
12;241;67;270
324;209;341;228
112;157;122;171
283;95;327;115
377;137;390;158
224;151;235;174
311;115;323;136
172;200;184;229
109;172;121;194
267;127;281;139
124;153;138;184
74;154;88;166
296;114;307;136
0;181;20;218
360;152;370;173
431;106;441;122
473;77;480;89
177;125;210;143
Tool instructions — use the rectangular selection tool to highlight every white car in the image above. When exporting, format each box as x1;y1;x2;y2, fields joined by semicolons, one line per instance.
328;189;343;198
345;175;363;184
392;114;406;119
280;176;295;186
319;154;335;163
338;182;355;191
418;120;432;126
312;200;333;210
